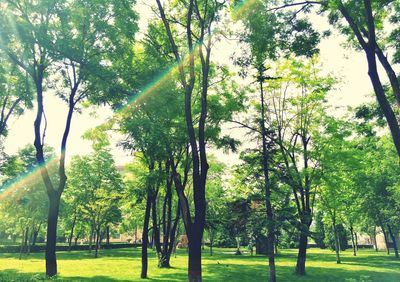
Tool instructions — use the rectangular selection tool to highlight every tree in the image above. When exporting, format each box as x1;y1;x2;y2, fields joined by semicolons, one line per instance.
66;131;123;258
154;1;226;280
266;0;400;157
0;53;33;137
262;57;333;275
0;0;137;276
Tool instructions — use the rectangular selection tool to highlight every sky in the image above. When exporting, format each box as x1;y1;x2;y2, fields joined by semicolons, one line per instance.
3;2;377;167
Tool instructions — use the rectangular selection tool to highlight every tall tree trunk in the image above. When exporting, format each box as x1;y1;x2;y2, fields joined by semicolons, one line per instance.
387;224;399;259
339;0;400;157
45;194;61;277
381;224;390;255
141;195;152;279
151;194;162;263
94;228;101;258
89;222;94;252
333;218;341;264
355;232;358;251
295;226;309;275
24;227;29;253
68;211;77;251
350;225;356;256
209;228;214;256
188;233;202;282
373;226;378;252
32;224;40;247
106;226;110;246
19;227;26;260
258;75;276;282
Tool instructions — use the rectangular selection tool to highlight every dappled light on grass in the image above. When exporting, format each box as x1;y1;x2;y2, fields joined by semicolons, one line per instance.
0;248;398;281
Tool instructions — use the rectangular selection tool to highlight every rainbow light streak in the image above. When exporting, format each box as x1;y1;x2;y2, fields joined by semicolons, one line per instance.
0;0;258;202
0;157;59;202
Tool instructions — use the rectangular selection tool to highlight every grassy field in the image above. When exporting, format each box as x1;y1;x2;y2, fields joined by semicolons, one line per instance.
0;247;399;281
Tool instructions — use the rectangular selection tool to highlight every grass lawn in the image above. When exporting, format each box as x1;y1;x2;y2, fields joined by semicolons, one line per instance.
0;247;399;281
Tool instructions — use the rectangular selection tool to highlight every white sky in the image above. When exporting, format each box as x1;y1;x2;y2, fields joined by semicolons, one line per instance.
3;3;380;166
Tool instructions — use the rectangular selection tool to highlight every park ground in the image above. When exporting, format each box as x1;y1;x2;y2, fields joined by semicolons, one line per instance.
0;248;399;281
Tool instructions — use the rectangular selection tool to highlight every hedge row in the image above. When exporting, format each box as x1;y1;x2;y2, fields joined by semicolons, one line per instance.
0;243;140;253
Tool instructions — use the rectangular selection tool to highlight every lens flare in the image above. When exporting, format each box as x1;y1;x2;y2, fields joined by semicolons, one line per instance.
0;0;258;201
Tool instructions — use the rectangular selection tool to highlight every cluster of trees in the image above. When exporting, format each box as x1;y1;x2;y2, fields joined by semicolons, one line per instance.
0;1;400;282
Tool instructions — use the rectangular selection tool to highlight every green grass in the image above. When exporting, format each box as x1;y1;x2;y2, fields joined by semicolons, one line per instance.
0;247;399;281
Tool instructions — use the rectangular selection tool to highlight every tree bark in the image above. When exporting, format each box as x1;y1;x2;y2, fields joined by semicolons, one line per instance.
295;228;309;275
373;226;378;252
188;234;202;282
141;195;152;279
355;232;358;251
106;226;110;246
45;194;61;277
209;228;214;256
339;0;400;156
32;226;39;247
258;75;276;282
350;225;356;256
381;224;390;255
68;211;77;251
387;224;399;259
94;228;100;258
332;219;341;264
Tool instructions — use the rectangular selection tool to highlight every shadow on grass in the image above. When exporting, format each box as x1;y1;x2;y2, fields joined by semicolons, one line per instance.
0;269;132;282
203;264;400;282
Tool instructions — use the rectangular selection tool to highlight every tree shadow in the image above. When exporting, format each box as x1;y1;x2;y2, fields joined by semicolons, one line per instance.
0;269;132;282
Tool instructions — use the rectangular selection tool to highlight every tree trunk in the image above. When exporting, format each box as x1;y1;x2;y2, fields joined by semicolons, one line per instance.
28;227;34;254
339;1;400;157
259;76;276;282
106;226;110;246
373;226;378;252
94;228;100;258
333;222;341;264
19;228;26;260
151;194;162;266
141;195;152;279
209;228;214;256
68;212;77;251
350;225;356;256
381;225;390;255
32;224;40;247
387;224;399;259
45;194;61;277
295;231;308;275
89;224;94;252
188;234;202;282
355;232;358;251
